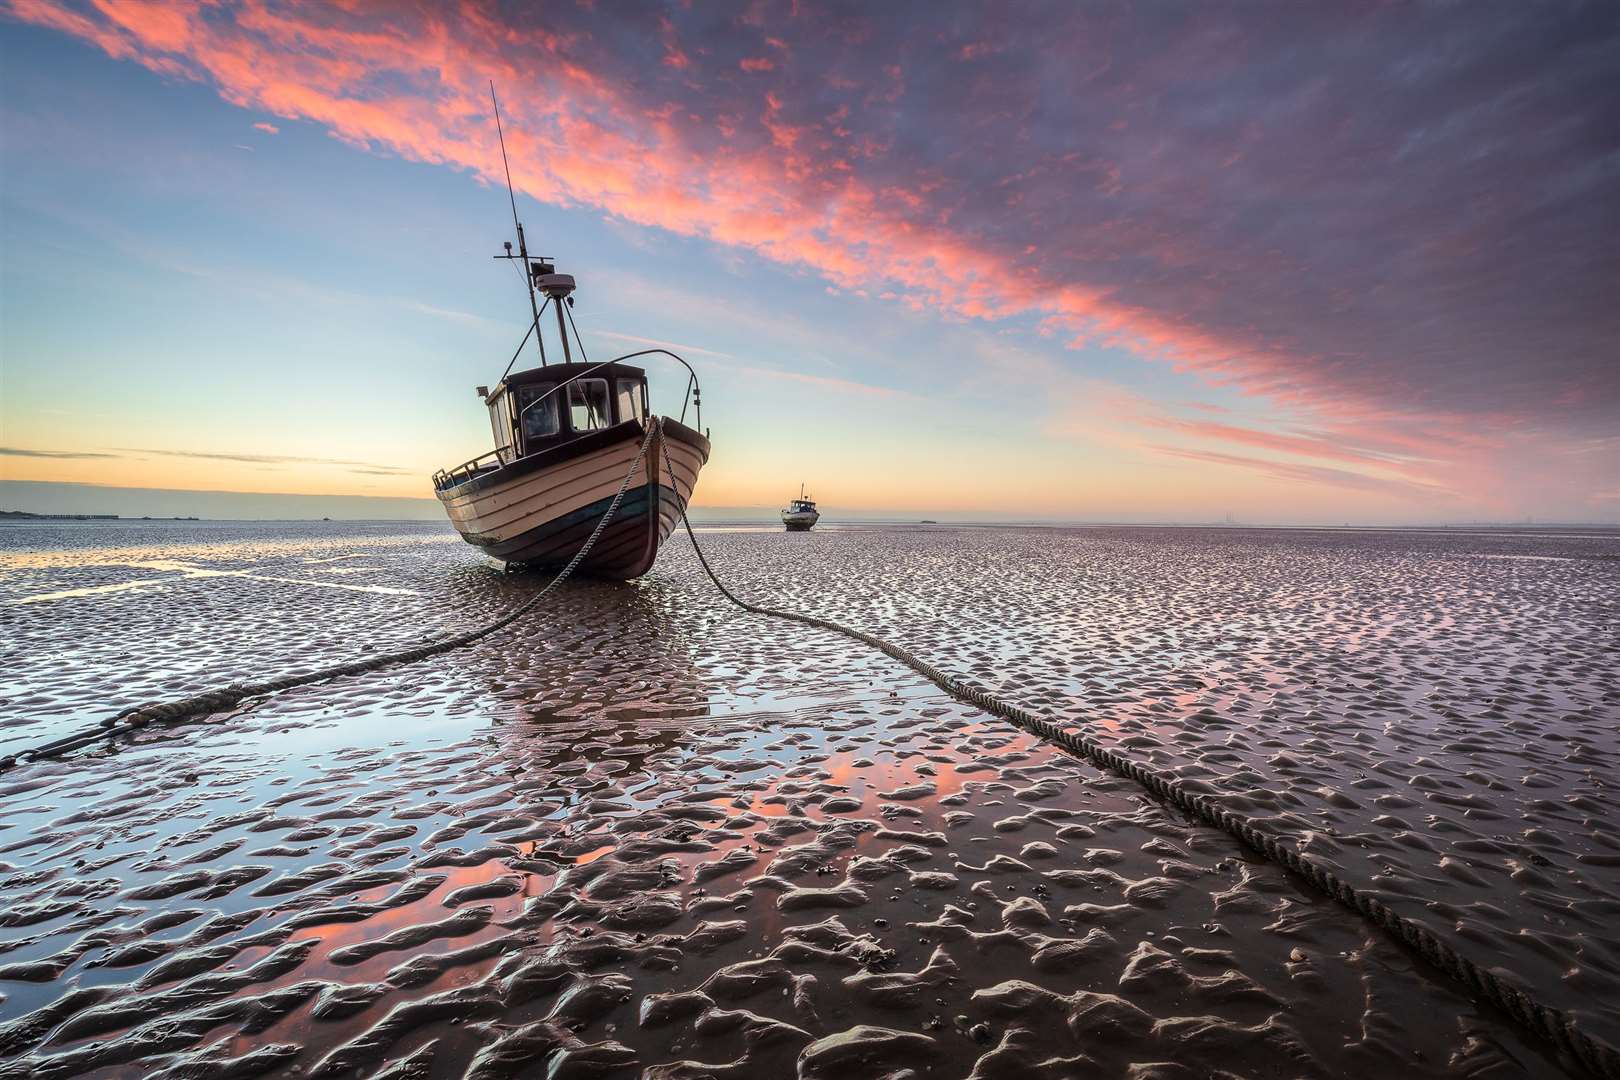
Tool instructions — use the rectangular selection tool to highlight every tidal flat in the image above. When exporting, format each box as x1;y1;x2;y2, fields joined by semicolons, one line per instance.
0;520;1615;1078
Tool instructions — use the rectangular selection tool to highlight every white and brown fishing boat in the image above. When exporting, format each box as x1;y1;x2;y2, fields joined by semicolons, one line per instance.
432;339;710;577
432;98;709;577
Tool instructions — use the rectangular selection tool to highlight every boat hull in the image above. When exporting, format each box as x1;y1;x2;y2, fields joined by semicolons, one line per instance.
436;418;708;579
782;512;819;532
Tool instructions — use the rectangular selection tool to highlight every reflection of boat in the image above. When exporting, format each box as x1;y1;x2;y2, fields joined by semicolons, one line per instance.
781;485;820;532
474;578;718;731
431;93;709;578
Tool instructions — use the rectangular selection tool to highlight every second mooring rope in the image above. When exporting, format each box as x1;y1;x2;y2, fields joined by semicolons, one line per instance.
653;436;1617;1080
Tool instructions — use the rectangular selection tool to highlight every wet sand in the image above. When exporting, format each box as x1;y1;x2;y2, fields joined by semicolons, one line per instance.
0;520;1616;1078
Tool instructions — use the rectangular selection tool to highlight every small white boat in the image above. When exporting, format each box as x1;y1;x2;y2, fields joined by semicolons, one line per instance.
781;485;820;531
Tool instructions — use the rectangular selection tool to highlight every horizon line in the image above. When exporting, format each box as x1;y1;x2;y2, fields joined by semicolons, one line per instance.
4;514;1617;533
3;480;1615;530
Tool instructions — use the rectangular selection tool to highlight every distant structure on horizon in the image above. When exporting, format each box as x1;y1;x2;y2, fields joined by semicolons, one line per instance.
0;510;202;522
1;509;118;520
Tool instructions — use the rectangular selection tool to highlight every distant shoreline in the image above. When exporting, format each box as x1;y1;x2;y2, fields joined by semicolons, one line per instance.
2;512;1615;539
1;510;199;521
5;481;1615;530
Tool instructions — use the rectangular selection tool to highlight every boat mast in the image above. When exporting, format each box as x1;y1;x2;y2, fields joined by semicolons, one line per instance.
555;292;574;363
490;83;547;368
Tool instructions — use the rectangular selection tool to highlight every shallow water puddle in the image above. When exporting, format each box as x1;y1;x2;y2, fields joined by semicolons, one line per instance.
6;558;420;605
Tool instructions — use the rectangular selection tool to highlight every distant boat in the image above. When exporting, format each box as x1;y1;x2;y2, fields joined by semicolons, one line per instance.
782;484;820;531
432;91;708;578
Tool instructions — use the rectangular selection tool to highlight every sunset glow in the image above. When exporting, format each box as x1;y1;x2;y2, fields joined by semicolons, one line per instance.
3;2;1616;522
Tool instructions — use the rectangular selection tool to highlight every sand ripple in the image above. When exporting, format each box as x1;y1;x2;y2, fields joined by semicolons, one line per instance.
1;520;1614;1077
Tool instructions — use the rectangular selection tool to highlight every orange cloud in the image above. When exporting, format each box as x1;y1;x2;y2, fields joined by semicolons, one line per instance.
1151;445;1447;501
1141;416;1429;472
2;0;1253;387
6;0;1612;518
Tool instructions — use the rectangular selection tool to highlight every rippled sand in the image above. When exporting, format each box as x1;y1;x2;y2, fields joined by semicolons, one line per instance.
0;520;1615;1078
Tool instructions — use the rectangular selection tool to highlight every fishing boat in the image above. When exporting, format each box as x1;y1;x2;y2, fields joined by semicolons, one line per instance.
431;91;709;578
781;485;820;531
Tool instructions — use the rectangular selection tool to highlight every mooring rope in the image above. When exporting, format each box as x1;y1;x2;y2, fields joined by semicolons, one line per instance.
652;435;1618;1080
0;421;660;773
1;418;1610;1077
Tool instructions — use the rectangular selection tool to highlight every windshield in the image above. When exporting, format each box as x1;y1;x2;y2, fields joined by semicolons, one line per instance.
569;378;611;432
616;379;646;424
517;383;559;441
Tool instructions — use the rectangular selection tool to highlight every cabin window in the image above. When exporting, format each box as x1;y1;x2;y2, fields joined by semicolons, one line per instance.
568;378;611;432
489;395;515;462
516;383;560;441
616;380;646;424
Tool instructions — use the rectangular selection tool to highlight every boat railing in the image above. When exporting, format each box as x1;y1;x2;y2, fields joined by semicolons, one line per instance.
434;348;705;492
619;349;702;431
433;448;504;491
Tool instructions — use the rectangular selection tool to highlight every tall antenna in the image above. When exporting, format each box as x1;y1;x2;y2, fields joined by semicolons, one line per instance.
490;81;546;367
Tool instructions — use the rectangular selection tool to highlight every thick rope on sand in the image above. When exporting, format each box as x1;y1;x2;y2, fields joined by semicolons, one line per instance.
0;421;660;773
653;436;1616;1080
2;417;1610;1077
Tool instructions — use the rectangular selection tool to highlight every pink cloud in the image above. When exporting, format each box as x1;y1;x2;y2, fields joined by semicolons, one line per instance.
1142;416;1424;472
1151;445;1447;501
6;0;1613;514
0;2;1292;389
252;120;278;134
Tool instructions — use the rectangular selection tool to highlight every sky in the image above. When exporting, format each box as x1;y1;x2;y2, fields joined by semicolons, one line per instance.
1;1;1616;524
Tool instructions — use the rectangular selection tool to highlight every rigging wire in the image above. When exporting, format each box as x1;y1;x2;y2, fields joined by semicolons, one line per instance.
559;298;606;426
490;81;546;366
498;296;550;386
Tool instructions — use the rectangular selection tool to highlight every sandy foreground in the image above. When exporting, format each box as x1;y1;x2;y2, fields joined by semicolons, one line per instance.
0;521;1615;1078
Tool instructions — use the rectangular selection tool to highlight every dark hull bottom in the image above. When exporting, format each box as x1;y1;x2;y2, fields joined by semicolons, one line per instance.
464;482;679;579
784;523;815;531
